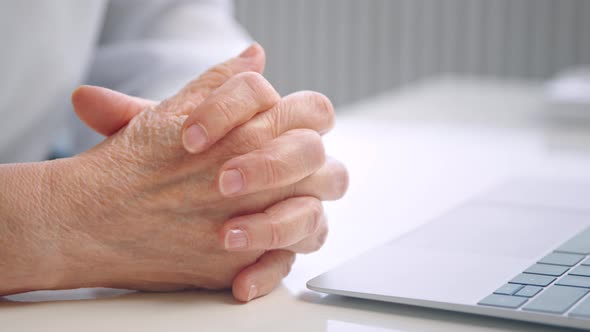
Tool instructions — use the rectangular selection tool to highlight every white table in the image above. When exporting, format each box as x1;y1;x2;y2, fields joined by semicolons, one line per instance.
3;78;590;332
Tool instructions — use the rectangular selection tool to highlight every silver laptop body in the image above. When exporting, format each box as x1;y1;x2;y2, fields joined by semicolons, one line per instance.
308;178;590;330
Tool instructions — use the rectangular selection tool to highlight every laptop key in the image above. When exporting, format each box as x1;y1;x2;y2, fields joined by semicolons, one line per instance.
569;294;590;318
494;284;523;295
514;285;543;298
556;275;590;288
569;265;590;277
524;264;569;276
478;294;527;309
522;285;589;314
538;252;585;267
555;226;590;255
510;273;556;287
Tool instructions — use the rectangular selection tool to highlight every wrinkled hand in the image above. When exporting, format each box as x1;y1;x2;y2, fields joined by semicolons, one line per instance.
56;44;348;301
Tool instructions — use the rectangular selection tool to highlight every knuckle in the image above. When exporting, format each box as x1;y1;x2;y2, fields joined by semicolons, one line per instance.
185;64;234;98
278;183;298;202
237;71;265;87
236;72;279;107
261;105;281;138
269;218;284;249
211;97;235;128
203;63;235;83
261;152;282;186
182;79;202;96
178;100;198;116
241;128;269;152
221;124;270;156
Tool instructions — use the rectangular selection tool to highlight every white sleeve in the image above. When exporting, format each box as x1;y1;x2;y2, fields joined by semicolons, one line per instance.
88;0;251;100
70;0;251;153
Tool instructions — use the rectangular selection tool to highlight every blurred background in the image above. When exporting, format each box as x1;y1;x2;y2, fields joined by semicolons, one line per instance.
234;0;590;107
4;0;589;161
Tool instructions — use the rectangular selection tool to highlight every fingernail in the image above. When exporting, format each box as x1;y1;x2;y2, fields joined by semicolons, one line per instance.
183;123;208;153
247;284;258;301
220;169;244;195
224;229;248;250
239;43;258;58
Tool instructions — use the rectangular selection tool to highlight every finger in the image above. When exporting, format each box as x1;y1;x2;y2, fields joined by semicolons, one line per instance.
265;91;335;136
220;196;323;251
174;43;269;153
181;72;280;154
233;91;335;143
71;85;155;136
73;44;265;138
292;157;349;201
232;250;295;302
175;43;266;108
217;129;325;197
284;214;329;254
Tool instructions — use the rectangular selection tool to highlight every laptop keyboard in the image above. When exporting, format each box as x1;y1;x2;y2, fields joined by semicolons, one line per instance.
478;226;590;318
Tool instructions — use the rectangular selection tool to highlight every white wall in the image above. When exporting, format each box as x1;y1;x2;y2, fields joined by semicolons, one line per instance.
235;0;590;106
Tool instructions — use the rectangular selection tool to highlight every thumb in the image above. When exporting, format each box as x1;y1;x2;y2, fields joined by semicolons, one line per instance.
71;85;156;136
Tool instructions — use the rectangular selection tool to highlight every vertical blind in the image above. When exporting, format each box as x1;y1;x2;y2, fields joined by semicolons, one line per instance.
235;0;590;106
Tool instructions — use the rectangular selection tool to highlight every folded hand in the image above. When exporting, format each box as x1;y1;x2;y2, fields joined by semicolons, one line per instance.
53;44;348;301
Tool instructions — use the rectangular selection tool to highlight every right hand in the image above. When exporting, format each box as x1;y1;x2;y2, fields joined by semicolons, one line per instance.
42;45;347;301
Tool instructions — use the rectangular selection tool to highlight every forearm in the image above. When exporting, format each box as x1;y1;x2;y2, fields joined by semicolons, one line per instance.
0;161;64;295
0;156;131;294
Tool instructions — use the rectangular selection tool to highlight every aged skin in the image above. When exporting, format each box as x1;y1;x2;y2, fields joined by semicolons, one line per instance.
0;44;348;302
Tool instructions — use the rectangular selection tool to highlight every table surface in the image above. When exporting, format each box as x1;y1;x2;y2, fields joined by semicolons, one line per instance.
3;77;590;332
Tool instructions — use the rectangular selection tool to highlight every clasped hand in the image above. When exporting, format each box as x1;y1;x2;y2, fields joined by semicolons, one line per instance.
41;44;348;302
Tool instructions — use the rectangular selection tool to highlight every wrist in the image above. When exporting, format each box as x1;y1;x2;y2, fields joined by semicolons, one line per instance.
41;155;117;290
0;155;115;295
0;160;70;294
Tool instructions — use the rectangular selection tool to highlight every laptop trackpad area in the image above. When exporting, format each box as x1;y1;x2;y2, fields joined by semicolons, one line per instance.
311;203;590;305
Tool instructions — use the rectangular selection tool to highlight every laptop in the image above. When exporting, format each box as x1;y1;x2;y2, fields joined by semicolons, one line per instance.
307;178;590;330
